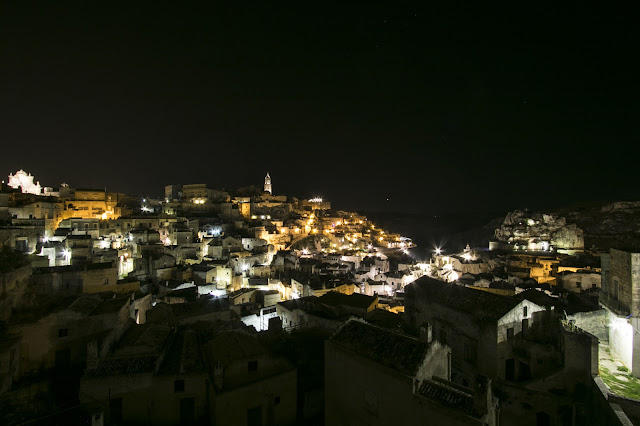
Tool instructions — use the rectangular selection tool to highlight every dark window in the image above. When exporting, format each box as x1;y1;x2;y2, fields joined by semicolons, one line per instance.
110;398;123;424
247;405;262;426
58;328;68;338
464;342;477;364
274;396;280;405
180;398;195;425
55;348;70;368
505;358;515;381
576;281;582;289
174;379;185;392
523;306;528;317
536;411;551;426
248;360;258;372
507;327;514;339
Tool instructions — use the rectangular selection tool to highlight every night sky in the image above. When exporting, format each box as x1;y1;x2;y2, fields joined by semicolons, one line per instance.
1;2;637;215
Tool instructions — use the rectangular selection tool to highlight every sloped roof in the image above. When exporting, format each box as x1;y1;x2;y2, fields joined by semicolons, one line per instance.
516;288;557;308
86;355;157;377
319;292;377;310
170;297;229;319
416;379;479;418
330;320;429;377
158;330;203;375
409;277;520;322
209;330;266;364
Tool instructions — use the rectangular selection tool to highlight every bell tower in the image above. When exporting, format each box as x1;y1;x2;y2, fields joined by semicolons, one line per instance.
264;172;272;194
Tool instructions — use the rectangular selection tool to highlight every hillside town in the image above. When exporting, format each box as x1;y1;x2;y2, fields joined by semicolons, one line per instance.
1;169;639;425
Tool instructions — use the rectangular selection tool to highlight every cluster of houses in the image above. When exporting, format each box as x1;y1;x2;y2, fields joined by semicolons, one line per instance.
0;170;638;424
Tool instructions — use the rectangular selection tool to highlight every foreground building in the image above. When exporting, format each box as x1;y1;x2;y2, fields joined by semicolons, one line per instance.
325;320;498;426
405;277;547;387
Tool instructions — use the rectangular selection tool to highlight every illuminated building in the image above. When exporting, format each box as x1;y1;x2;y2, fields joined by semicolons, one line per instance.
264;172;272;194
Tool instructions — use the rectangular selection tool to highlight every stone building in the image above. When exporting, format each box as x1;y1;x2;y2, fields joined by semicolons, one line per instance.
600;248;640;377
325;320;498;426
405;277;546;387
208;330;297;426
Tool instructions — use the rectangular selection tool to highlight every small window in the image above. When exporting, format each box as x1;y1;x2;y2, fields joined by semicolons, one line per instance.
523;306;528;317
576;281;582;289
248;360;258;372
507;327;514;339
58;328;68;338
464;342;477;364
102;278;109;285
174;379;185;392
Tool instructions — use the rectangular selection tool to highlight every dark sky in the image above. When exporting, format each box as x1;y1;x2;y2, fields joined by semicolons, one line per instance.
0;2;637;214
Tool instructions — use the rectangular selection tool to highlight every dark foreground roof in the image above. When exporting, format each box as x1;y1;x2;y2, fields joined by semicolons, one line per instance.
408;277;520;322
319;291;377;310
417;378;480;418
330;320;428;377
86;355;157;377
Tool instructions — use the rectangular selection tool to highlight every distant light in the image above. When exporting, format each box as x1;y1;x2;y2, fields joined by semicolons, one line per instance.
435;248;442;255
309;197;323;203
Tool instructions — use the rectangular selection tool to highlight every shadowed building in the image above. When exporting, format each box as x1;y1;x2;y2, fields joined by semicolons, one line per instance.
325;320;498;426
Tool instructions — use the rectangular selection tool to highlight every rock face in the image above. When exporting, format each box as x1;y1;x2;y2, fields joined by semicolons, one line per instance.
494;210;584;250
555;201;640;251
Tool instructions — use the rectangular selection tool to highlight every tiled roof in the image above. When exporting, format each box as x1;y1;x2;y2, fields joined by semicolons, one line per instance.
319;292;377;310
86;355;157;377
158;330;203;375
170;297;229;319
516;288;557;307
330;320;428;377
209;330;266;364
416;379;479;418
277;296;318;311
409;277;520;322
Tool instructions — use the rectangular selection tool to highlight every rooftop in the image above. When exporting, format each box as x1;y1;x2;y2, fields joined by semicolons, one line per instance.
330;319;429;377
416;378;479;418
209;330;266;364
408;277;520;322
85;355;157;377
318;292;377;310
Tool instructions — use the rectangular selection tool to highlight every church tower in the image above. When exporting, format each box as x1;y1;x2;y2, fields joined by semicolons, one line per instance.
264;172;272;194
